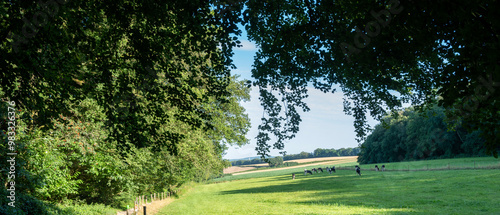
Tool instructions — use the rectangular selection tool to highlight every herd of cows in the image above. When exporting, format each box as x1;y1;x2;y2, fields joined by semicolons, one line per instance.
293;165;386;179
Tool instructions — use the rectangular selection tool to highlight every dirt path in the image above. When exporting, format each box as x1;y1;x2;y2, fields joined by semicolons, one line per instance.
116;197;175;215
227;156;358;176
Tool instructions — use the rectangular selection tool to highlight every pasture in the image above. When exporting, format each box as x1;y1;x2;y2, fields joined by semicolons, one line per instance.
159;157;500;214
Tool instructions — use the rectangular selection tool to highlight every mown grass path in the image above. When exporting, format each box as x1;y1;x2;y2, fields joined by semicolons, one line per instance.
158;158;500;214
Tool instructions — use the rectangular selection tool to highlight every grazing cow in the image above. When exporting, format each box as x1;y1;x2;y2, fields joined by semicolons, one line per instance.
304;169;313;175
355;165;361;176
382;165;386;171
292;173;295;180
331;166;336;173
312;168;318;173
317;168;324;173
375;165;380;171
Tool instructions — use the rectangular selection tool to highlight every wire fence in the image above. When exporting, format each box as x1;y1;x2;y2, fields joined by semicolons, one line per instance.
117;190;177;215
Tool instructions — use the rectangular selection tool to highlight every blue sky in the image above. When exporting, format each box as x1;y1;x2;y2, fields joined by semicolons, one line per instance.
224;30;378;160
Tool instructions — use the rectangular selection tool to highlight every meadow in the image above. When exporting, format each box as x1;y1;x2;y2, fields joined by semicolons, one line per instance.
158;157;500;214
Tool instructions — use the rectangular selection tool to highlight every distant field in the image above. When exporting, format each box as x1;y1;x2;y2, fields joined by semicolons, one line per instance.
159;157;500;214
223;156;358;174
217;156;358;182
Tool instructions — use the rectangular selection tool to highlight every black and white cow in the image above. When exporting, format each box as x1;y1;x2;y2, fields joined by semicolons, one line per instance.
355;165;361;176
375;165;380;171
304;169;313;175
327;166;336;174
381;165;386;171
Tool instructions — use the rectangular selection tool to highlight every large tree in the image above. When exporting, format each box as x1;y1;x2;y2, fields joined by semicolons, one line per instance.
1;0;244;155
1;1;253;210
243;0;499;158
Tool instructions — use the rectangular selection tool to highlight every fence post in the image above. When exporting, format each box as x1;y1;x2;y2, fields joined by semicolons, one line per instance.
144;205;147;215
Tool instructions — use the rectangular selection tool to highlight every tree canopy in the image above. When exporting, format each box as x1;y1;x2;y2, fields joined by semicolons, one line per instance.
1;0;251;212
1;0;246;154
243;0;499;158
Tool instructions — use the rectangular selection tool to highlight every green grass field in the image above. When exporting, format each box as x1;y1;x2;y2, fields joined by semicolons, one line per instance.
158;157;500;214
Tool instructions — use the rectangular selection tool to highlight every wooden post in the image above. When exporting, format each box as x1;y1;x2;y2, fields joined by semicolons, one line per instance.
144;205;147;215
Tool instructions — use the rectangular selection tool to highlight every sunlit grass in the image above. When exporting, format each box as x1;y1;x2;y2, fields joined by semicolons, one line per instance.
358;157;500;171
159;158;500;214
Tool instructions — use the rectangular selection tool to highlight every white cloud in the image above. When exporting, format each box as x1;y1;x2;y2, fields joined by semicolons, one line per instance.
237;40;259;51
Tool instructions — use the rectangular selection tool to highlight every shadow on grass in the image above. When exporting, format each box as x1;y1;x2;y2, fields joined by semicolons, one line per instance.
219;171;424;214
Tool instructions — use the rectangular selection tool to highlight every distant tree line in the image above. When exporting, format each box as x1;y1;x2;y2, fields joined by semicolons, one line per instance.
231;147;360;166
358;105;488;164
231;158;266;166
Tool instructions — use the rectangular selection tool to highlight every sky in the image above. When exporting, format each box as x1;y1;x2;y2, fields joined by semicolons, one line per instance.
223;29;379;160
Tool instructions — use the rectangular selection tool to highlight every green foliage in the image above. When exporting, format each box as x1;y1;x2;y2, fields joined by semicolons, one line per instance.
0;188;59;215
231;158;265;166
1;0;244;153
268;156;284;167
358;106;487;164
1;1;251;213
243;0;500;158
